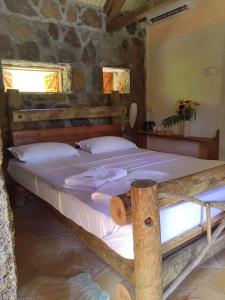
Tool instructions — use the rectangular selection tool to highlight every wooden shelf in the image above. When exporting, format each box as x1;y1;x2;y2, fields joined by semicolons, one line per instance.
137;130;219;160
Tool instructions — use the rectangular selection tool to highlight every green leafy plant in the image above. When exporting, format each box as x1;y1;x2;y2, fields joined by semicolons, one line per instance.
161;100;199;128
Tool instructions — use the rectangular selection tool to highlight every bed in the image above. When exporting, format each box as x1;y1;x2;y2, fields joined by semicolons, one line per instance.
8;147;224;259
6;90;225;300
8;125;225;299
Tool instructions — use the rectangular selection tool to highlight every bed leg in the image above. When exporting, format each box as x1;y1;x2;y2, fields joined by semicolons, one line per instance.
13;184;28;208
116;283;132;300
131;180;162;300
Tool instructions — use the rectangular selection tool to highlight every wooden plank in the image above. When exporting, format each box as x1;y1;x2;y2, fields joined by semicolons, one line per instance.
158;163;225;208
106;0;177;32
107;3;148;31
7;89;23;132
108;0;126;21
138;130;220;160
138;130;220;144
104;0;114;14
7;89;22;110
11;123;123;146
0;93;9;132
11;106;127;123
111;163;225;225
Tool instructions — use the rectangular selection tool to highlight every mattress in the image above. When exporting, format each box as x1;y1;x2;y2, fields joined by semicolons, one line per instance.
8;148;224;259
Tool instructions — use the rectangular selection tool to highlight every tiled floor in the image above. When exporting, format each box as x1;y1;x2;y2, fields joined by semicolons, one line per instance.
14;197;225;300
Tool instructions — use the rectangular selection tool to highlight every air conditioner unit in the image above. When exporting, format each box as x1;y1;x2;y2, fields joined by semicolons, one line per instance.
147;0;198;24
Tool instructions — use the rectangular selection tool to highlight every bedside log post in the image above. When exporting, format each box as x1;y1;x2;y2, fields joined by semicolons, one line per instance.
131;180;162;300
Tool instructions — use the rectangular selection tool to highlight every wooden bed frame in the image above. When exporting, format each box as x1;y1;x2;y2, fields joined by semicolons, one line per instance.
7;90;225;300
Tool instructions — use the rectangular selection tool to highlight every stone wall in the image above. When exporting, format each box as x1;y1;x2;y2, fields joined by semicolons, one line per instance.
0;0;145;134
0;129;17;299
0;2;145;295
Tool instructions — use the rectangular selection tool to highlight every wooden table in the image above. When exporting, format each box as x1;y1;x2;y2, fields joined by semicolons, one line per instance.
137;130;219;160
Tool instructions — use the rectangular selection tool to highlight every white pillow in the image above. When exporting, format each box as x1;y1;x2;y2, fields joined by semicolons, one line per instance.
8;142;79;162
77;136;137;154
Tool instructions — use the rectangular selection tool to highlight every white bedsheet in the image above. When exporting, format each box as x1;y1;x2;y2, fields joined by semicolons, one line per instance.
8;148;225;259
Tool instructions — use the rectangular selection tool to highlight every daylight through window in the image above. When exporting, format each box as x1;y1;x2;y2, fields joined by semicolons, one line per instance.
3;67;62;93
1;60;73;93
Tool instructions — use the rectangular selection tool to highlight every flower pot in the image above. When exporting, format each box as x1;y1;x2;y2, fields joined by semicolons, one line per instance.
182;121;189;137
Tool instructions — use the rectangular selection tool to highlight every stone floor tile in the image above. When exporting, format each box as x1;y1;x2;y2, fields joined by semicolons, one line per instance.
26;250;64;266
189;282;225;300
63;233;86;250
207;269;225;295
93;266;124;300
28;236;66;254
63;248;106;276
18;275;108;300
16;263;39;288
15;246;46;267
199;256;221;269
214;249;225;268
178;267;219;289
121;279;135;299
167;288;192;300
15;232;33;253
15;197;225;299
21;220;69;237
35;262;79;278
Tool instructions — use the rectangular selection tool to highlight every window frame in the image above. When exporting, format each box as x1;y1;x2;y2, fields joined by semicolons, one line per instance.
1;60;72;94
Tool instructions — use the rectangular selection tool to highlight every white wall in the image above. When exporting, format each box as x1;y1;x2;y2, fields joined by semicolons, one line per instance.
147;0;225;159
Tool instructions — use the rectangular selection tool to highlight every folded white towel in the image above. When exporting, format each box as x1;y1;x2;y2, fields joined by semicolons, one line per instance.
91;192;112;203
89;170;169;202
64;166;127;189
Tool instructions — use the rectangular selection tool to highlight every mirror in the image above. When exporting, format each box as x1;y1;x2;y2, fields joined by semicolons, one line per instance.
103;67;130;94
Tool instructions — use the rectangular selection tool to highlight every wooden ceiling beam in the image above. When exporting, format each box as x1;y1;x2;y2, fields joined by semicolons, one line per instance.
106;0;178;32
104;0;126;22
108;0;126;21
104;0;114;15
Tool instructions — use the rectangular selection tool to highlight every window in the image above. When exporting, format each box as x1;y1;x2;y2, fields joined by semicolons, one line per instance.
1;60;72;93
103;67;130;94
3;67;62;93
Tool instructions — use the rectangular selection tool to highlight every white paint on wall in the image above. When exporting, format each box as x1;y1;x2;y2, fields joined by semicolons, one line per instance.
146;0;225;159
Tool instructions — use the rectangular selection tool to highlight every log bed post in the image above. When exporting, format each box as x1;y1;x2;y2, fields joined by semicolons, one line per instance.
131;180;162;300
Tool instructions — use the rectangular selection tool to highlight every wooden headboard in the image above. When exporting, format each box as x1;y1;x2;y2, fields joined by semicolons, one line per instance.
11;124;123;147
7;89;126;147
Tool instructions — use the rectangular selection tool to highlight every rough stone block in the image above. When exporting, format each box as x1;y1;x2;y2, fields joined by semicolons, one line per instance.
41;0;61;20
64;29;81;48
57;47;76;63
48;23;59;40
17;41;40;61
80;7;102;28
72;68;85;91
0;132;17;299
66;4;77;23
37;30;50;47
4;0;37;16
82;41;96;65
0;34;14;59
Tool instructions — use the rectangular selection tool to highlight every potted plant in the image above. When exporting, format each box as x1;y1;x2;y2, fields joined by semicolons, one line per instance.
161;100;199;137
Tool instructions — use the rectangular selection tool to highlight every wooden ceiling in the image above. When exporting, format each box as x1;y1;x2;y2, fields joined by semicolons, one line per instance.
78;0;178;31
